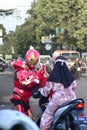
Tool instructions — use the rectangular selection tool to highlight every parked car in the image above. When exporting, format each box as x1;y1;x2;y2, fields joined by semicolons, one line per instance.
0;58;6;72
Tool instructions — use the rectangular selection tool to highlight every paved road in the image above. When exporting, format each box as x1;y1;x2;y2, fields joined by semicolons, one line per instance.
75;73;87;115
0;68;87;120
0;68;41;120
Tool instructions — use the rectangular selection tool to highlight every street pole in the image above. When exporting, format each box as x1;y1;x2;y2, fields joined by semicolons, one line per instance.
49;34;55;56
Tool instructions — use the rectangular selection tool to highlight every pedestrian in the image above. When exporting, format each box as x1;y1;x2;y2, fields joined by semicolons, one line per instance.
10;49;48;119
39;56;77;130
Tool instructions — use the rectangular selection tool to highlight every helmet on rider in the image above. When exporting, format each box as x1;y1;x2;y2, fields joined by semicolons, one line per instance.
0;109;39;130
25;49;39;69
52;50;60;60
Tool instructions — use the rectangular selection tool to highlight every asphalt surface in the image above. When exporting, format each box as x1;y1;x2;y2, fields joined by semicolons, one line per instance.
0;68;87;120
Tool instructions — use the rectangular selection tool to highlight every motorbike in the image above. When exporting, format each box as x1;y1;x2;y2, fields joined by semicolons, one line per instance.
70;65;81;79
37;98;87;130
81;61;87;74
76;66;81;79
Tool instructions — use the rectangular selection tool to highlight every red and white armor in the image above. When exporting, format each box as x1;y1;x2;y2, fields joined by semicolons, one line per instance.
10;49;48;118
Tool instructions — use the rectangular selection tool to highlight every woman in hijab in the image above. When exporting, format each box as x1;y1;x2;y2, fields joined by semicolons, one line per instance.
39;56;77;130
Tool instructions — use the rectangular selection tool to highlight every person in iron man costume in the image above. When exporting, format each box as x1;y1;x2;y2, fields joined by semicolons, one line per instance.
10;49;48;119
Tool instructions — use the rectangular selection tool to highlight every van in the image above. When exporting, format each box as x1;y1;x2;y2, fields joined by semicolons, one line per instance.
53;50;80;60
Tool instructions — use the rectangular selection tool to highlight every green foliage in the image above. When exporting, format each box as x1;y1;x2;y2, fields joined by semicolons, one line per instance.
1;0;87;56
27;0;87;52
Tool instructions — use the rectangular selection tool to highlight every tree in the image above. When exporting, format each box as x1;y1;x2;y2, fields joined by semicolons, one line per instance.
27;0;87;52
2;0;87;57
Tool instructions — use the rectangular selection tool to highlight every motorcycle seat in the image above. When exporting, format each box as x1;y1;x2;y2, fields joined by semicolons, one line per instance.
58;98;84;109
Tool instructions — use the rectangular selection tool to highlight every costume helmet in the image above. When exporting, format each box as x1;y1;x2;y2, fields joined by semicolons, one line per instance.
25;49;39;68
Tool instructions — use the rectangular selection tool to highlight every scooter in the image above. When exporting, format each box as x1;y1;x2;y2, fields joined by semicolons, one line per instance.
71;65;81;79
37;98;87;130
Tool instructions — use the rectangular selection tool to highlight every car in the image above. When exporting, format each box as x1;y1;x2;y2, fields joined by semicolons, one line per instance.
0;58;6;72
39;55;52;65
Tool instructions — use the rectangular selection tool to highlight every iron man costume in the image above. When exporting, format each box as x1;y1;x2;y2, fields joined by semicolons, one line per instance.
10;49;48;119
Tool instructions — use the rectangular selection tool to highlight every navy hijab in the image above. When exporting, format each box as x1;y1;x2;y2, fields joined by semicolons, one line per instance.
47;56;75;88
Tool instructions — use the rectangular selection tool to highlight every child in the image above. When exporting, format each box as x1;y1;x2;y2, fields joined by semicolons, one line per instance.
39;56;77;130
